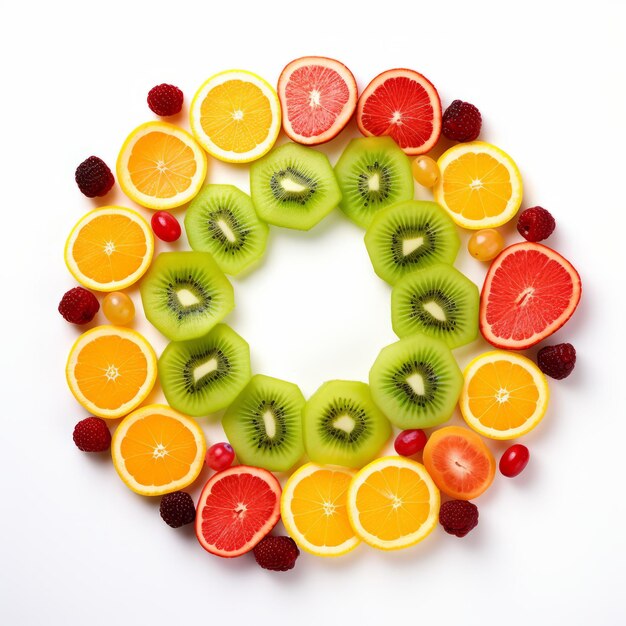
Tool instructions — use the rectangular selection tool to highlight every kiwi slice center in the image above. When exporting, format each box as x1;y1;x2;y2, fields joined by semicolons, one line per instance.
332;414;356;433
393;361;439;407
183;349;230;393
410;289;457;331
392;224;436;266
320;399;367;443
358;162;391;206
207;208;249;251
252;400;288;448
166;276;212;320
270;168;317;204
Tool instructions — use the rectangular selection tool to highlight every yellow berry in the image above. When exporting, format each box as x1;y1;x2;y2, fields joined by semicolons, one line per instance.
411;156;440;187
102;292;135;325
468;229;505;261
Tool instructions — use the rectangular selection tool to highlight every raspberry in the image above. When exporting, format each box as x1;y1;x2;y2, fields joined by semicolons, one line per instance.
439;500;479;537
517;206;556;242
442;100;482;142
253;536;300;572
537;343;576;379
73;417;111;452
75;156;115;198
159;492;196;528
147;84;184;116
58;287;100;324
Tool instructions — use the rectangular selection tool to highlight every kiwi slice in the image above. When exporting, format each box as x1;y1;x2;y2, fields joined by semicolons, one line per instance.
303;380;391;468
334;136;414;228
391;263;479;348
222;374;305;472
364;200;460;285
140;251;234;341
185;185;269;276
369;334;463;429
158;324;251;417
250;142;341;230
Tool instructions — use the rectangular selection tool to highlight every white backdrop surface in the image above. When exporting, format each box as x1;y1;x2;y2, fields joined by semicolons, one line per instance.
1;1;625;624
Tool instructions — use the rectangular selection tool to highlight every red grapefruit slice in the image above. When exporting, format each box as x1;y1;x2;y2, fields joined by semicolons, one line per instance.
278;56;358;145
357;68;442;155
480;242;582;350
195;465;281;558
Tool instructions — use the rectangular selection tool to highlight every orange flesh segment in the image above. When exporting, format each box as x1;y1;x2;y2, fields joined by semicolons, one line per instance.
120;414;198;486
128;131;196;197
290;470;354;547
355;467;432;541
73;335;148;410
199;80;272;153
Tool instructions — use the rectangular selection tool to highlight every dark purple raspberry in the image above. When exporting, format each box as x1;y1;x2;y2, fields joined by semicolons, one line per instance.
517;206;556;242
537;343;576;379
58;287;100;324
442;100;482;142
73;417;111;452
439;500;479;537
147;84;184;116
253;536;300;572
75;156;115;197
159;491;196;528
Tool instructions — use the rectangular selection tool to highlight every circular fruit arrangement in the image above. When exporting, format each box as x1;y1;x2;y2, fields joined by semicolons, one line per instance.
61;57;582;572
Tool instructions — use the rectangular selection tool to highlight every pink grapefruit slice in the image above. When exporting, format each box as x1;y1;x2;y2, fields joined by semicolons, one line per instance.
357;68;442;155
480;242;582;350
195;465;281;558
278;56;358;145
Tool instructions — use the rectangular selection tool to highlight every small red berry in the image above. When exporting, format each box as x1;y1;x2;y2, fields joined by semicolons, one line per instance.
75;156;115;198
516;206;556;242
394;429;427;456
206;442;235;471
253;536;300;571
58;287;100;324
151;211;181;242
160;491;196;528
537;343;576;379
439;500;479;537
73;417;111;452
147;84;184;116
499;444;530;478
442;100;482;142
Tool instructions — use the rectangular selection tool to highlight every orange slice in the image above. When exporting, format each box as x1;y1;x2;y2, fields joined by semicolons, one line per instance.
190;70;281;163
347;456;439;551
433;141;523;229
64;206;154;291
66;326;157;419
111;404;206;496
280;463;360;557
460;351;550;439
116;121;207;210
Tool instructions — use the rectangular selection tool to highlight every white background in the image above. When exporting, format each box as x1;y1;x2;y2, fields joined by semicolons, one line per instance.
1;1;625;624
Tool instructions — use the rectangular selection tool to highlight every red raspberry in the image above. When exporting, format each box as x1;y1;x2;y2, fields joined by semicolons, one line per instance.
253;536;300;572
537;343;576;379
517;206;556;242
159;492;196;528
442;100;482;142
58;287;100;324
439;500;479;537
75;156;115;198
147;84;184;116
73;417;111;452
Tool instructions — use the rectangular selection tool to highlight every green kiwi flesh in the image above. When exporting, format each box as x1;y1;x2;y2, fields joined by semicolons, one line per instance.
364;200;460;285
334;136;413;228
140;251;234;341
222;374;305;472
250;142;341;230
303;380;391;469
184;184;269;276
391;263;479;348
158;323;251;417
369;334;463;429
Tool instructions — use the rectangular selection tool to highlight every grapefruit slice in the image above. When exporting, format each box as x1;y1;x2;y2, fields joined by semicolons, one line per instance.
480;242;582;350
278;56;357;145
357;68;442;155
195;465;281;558
423;426;496;500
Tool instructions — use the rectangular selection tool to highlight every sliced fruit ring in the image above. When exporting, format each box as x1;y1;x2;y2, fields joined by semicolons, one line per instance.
66;325;157;419
278;56;358;145
347;456;440;551
111;404;206;496
196;465;281;557
433;141;523;229
64;206;154;292
357;68;442;155
190;69;281;163
117;121;207;210
460;351;550;440
281;463;360;557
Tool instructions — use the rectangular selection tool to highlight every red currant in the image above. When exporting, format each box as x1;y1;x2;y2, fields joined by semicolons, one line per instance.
151;211;181;242
205;442;235;471
499;444;530;477
394;429;427;456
